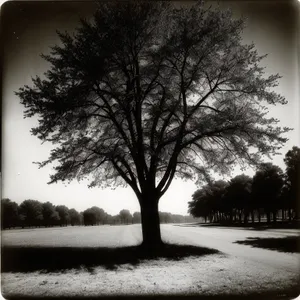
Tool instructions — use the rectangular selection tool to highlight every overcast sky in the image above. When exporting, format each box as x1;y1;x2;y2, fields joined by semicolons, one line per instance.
2;1;299;215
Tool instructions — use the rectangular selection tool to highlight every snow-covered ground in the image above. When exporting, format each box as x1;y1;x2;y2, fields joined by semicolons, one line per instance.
1;224;299;297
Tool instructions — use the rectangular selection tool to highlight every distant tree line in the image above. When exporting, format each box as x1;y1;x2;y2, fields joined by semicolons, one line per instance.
1;199;196;229
188;147;300;225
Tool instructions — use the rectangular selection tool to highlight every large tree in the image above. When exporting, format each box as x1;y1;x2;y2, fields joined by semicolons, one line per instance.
17;1;289;247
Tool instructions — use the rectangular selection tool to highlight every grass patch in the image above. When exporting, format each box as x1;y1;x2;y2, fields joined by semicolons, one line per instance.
4;291;300;300
1;243;220;273
234;236;300;253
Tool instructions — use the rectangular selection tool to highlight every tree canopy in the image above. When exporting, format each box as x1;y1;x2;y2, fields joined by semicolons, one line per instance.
188;157;298;225
18;1;289;194
17;1;290;246
1;199;19;229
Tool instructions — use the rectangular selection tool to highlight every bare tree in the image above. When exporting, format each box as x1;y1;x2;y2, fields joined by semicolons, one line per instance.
17;1;289;248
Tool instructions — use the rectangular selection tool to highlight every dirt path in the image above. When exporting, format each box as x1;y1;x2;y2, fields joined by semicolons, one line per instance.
161;224;300;275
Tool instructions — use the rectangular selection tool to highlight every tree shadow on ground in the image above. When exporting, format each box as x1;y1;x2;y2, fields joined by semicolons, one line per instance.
5;291;300;300
234;236;300;253
178;221;300;231
1;243;220;273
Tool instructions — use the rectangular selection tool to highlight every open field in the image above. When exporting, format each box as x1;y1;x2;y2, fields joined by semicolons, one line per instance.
1;224;300;298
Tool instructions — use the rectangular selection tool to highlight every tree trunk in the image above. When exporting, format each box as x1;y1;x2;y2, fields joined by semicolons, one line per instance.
238;211;242;223
251;210;255;224
140;196;162;249
244;209;248;225
273;210;277;223
266;211;271;224
288;208;292;222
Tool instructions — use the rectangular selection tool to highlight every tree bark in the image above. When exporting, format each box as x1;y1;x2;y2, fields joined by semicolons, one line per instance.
140;195;163;249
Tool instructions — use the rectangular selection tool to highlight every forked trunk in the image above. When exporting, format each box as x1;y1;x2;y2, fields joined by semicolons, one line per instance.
140;195;163;249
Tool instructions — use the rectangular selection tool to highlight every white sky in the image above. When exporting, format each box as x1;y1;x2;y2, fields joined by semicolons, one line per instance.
2;1;299;215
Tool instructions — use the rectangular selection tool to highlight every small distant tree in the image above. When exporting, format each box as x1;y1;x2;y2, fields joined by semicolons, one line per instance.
189;188;211;223
19;199;43;227
1;199;19;229
82;206;105;225
283;146;300;220
189;180;228;223
69;208;81;226
132;212;141;224
208;180;228;222
79;212;84;225
91;206;106;224
17;1;290;248
42;201;60;227
252;163;284;223
159;212;173;223
55;205;70;226
225;174;252;224
172;214;185;223
83;208;95;225
104;213;113;225
113;215;121;225
119;209;132;224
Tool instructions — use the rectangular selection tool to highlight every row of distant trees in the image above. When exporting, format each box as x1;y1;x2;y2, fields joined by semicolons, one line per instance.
188;147;300;225
1;199;195;229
